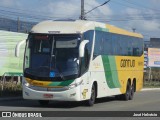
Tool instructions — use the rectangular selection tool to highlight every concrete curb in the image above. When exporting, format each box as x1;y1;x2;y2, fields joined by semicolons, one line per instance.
0;96;22;101
142;88;160;91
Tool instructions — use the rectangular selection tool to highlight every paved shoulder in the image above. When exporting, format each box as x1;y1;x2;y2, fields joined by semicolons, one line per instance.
0;96;22;101
142;88;160;91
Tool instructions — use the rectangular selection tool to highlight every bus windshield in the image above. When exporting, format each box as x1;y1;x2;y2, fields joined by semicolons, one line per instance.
24;34;81;81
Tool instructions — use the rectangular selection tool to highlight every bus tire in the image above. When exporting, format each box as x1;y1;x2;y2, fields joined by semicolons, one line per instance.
38;100;49;106
129;82;135;100
122;82;131;101
86;84;96;106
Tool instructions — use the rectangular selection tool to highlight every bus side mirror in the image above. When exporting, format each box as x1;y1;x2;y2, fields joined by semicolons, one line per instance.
15;40;26;57
79;40;89;57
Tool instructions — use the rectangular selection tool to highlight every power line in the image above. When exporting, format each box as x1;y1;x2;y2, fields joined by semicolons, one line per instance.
0;9;77;20
0;5;78;16
122;0;160;12
85;0;111;15
84;0;160;23
86;12;160;22
111;0;160;13
0;0;158;23
0;5;80;22
88;12;160;17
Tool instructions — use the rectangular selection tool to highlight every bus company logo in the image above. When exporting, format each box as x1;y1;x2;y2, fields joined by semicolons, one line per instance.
120;59;135;68
2;112;11;117
93;62;100;68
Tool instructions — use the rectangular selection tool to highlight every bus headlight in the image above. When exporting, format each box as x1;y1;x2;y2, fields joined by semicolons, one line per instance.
22;79;30;87
66;79;83;90
25;83;30;87
22;80;29;87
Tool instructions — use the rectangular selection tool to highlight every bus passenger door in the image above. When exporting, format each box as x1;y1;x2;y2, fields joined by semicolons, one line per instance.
80;46;90;100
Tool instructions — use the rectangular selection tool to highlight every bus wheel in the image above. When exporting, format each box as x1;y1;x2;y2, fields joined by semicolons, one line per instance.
86;84;96;106
122;82;131;101
129;83;135;100
38;100;49;106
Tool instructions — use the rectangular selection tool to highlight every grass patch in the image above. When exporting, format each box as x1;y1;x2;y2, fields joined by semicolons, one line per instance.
0;84;22;97
144;81;160;88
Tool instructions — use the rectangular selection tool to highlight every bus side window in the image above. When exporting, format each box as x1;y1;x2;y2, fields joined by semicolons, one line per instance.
133;48;139;56
84;48;89;68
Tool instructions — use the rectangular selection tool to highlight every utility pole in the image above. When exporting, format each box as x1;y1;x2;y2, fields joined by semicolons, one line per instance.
24;22;27;33
80;0;111;20
81;0;85;20
17;17;20;32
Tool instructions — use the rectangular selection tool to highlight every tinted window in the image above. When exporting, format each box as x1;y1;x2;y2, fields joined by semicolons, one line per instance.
93;30;143;57
83;30;94;60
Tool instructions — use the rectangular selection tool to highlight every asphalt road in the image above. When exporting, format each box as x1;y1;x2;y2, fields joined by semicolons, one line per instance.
0;90;160;119
0;90;160;111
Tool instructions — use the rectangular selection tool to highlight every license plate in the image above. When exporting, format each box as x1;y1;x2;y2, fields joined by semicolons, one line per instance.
43;94;53;98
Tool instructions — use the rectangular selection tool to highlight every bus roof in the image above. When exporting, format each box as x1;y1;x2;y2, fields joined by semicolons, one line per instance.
105;24;143;38
31;20;143;38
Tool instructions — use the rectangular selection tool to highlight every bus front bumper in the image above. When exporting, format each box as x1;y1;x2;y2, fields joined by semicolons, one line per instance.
23;85;81;101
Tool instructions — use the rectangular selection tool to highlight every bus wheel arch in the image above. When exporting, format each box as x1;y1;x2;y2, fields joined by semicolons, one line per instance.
93;81;98;98
133;78;136;92
86;81;97;106
122;79;131;101
129;78;136;100
128;79;131;87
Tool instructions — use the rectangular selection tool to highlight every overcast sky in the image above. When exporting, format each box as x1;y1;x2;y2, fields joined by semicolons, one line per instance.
0;0;160;40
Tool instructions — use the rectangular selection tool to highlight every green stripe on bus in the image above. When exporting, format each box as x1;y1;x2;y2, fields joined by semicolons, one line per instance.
102;56;115;88
102;56;121;88
108;57;121;88
48;79;74;87
95;27;109;32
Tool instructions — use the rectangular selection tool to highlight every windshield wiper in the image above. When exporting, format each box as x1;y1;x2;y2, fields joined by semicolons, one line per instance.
56;66;65;80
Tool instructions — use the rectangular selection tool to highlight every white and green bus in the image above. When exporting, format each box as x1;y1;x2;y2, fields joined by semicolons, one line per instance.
23;20;144;106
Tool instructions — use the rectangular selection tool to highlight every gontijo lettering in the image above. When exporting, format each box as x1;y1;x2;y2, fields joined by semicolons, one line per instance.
120;59;135;67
